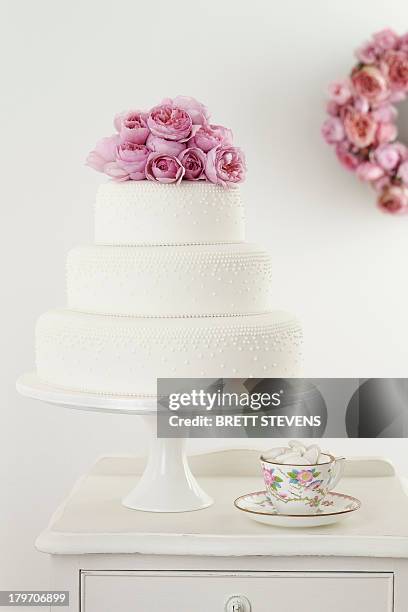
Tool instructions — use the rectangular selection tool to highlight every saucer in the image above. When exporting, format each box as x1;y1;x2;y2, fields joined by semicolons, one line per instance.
234;490;361;528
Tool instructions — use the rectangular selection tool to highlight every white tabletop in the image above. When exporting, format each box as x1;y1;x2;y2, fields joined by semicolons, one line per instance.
36;450;408;558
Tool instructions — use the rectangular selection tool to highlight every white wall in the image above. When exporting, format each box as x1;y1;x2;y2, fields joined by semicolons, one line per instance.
2;0;408;593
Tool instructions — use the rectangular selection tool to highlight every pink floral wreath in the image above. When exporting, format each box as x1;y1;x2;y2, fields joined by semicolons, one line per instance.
322;29;408;215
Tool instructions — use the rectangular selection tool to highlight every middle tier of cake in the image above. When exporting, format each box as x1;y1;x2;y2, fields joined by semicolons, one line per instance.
67;243;272;317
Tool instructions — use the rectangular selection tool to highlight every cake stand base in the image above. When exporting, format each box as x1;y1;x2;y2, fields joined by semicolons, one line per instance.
17;373;214;513
123;415;213;512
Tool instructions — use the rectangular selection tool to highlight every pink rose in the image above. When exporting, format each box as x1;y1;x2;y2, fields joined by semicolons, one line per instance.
327;80;352;105
321;117;345;144
86;135;119;173
383;51;408;91
377;184;408;214
356;161;384;182
188;124;233;152
389;91;406;103
162;95;209;125
354;97;370;113
356;41;379;64
373;175;391;192
297;470;314;484
373;28;399;50
262;467;275;486
147;104;194;141
146;133;186;156
113;142;149;180
103;142;149;182
399;33;408;54
205;146;246;186
326;100;340;116
178;147;206;180
371;104;397;122
394;142;408;159
397;160;408;185
374;143;401;170
351;66;388;103
344;109;377;148
376;122;397;144
114;110;149;145
335;143;360;171
145;152;185;184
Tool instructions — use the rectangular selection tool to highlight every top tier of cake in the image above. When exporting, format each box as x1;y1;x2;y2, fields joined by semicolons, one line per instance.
95;181;245;245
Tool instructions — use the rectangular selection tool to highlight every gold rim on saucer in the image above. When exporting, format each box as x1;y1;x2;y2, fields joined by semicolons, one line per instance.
234;490;361;518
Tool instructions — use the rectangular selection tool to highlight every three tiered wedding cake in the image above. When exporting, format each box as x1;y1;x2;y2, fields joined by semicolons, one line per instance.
34;97;302;396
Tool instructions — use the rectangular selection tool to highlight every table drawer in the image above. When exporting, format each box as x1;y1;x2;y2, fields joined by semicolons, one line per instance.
81;570;393;612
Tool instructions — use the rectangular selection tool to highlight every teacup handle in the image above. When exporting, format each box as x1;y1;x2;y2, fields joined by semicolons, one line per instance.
327;458;345;491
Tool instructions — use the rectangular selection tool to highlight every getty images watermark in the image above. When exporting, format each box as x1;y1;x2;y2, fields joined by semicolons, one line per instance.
168;387;282;410
156;378;408;438
166;386;321;428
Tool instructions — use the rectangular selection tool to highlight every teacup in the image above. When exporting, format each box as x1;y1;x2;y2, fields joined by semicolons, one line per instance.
260;452;345;515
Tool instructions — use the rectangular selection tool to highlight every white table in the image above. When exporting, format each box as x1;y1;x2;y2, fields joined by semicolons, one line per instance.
38;450;408;611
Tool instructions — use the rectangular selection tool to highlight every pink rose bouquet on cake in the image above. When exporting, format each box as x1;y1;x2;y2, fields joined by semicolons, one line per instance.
322;28;408;214
87;96;246;187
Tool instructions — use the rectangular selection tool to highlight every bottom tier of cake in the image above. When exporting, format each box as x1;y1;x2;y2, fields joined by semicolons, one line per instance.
35;310;302;395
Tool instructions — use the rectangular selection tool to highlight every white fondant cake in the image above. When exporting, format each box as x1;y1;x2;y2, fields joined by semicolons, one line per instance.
34;181;302;396
95;182;245;245
36;310;302;395
67;243;273;316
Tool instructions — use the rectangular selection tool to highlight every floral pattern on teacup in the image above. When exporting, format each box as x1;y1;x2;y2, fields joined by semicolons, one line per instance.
261;461;337;513
262;466;283;491
287;468;323;488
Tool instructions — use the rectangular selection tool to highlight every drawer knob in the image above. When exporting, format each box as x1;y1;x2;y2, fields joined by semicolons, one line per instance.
225;595;251;612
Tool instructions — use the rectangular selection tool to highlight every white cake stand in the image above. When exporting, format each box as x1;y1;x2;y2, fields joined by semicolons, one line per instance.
16;373;213;513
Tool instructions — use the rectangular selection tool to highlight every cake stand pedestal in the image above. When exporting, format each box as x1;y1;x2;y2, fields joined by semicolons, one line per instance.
121;415;213;512
16;373;213;513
